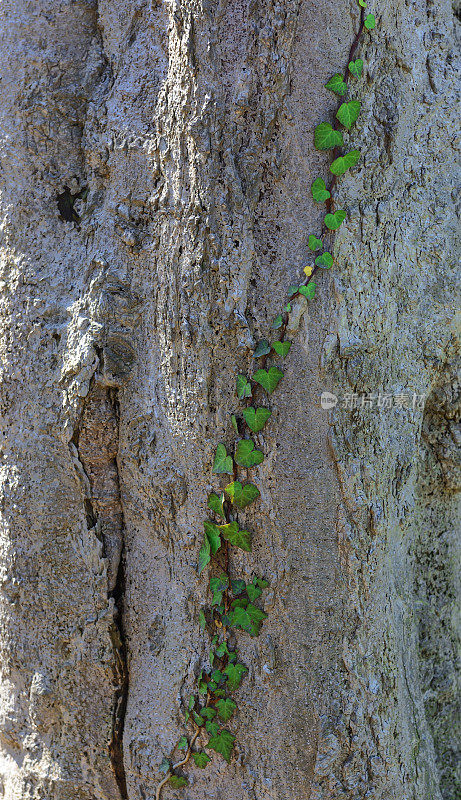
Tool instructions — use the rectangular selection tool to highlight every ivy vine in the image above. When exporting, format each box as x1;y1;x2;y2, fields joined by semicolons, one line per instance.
155;3;375;794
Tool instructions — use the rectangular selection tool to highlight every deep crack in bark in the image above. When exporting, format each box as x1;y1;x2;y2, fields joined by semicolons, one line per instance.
71;380;129;799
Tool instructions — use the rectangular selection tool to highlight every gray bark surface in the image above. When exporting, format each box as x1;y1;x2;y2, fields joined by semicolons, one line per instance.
0;1;459;799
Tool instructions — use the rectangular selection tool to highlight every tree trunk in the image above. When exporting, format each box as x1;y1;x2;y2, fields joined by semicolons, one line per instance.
0;1;458;799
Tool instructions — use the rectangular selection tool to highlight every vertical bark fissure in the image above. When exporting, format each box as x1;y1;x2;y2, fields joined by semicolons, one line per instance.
70;374;129;799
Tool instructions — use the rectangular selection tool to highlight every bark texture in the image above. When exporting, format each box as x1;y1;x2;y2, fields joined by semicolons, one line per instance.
0;1;459;799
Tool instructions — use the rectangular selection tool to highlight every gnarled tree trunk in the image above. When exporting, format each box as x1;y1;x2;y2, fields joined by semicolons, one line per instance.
0;1;458;799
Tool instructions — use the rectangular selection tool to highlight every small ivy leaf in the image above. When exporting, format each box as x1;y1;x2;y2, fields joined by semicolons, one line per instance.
193;751;211;768
192;710;205;726
198;536;211;574
201;707;217;720
231;598;249;609
288;285;299;298
207;729;235;763
199;609;206;630
215;641;230;658
236;374;252;399
358;0;367;6
348;58;363;77
207;492;225;518
311;177;331;203
246;604;268;637
235;439;264;468
299;283;316;300
225;481;260;509
231;414;239;434
330;149;361;176
159;757;171;774
231;578;246;595
315;252;333;269
325;73;348;96
242;406;271;433
314;122;344;150
246;581;262;602
188;694;196;711
324;210;347;230
230;606;252;630
213;443;233;475
254;339;271;358
308;234;323;251
336;100;361;130
364;12;376;28
209;574;229;605
211;669;223;684
169;775;188;788
216;698;237;722
285;303;292;312
256;578;269;589
224;662;248;691
272;341;291;358
204;521;221;554
271;314;283;329
177;736;188;751
206;720;220;737
218;522;252;552
209;649;215;666
252;367;284;395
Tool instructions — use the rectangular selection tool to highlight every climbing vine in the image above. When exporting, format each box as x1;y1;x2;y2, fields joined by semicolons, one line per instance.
155;3;376;794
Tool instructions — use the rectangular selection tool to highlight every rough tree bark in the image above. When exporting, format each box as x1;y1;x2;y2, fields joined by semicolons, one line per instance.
0;1;459;799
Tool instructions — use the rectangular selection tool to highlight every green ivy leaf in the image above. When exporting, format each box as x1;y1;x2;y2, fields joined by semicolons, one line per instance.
199;609;206;630
235;439;264;468
177;736;188;751
256;577;269;589
246;580;262;602
314;122;344;150
231;578;246;595
217;698;237;722
201;707;217;720
215;641;230;658
218;522;252;552
231;414;239;434
207;492;225;518
198;536;211;574
348;58;363;77
271;314;283;329
325;73;348;96
224;481;260;509
246;604;268;636
315;252;333;269
324;210;347;230
192;751;211;768
308;234;323;251
169;775;188;788
192;710;205;726
207;729;235;763
213;444;233;475
288;285;299;298
206;720;219;736
242;406;271;433
224;662;248;691
204;521;221;554
336;100;361;130
272;340;291;358
188;694;196;711
252;366;284;395
230;606;252;630
330;149;361;176
358;0;367;6
365;12;376;28
254;339;271;358
236;374;252;399
299;283;316;300
209;574;229;605
311;177;331;203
